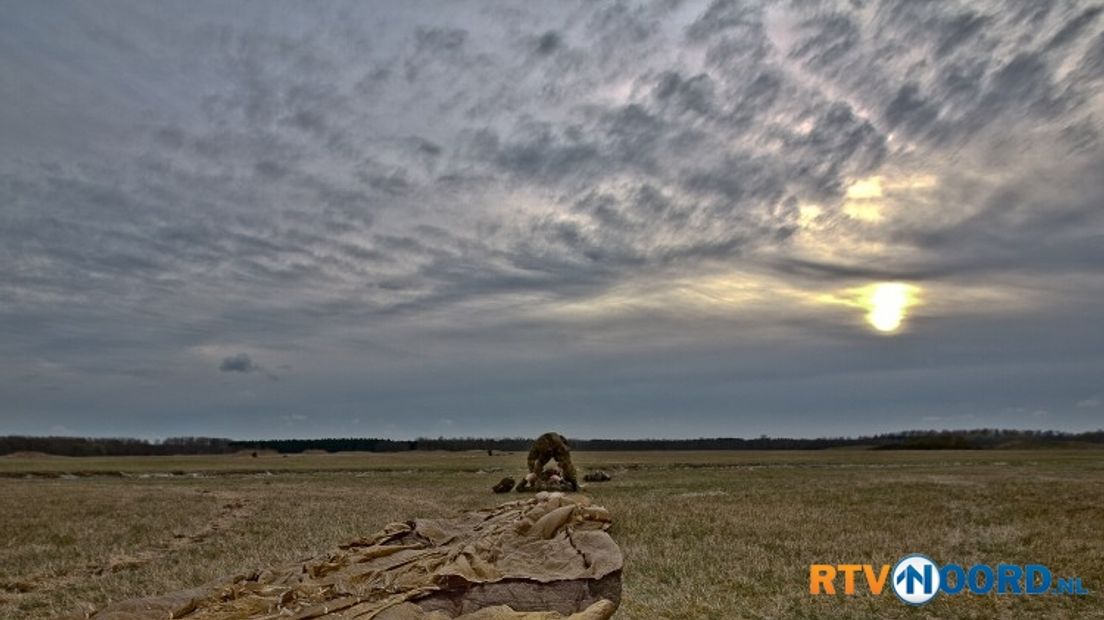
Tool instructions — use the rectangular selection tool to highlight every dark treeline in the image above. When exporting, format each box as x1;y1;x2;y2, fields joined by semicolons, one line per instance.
233;438;417;453
411;429;1104;452
0;436;235;457
2;429;1103;456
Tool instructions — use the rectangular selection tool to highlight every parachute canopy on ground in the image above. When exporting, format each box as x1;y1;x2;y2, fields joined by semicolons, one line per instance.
78;493;622;619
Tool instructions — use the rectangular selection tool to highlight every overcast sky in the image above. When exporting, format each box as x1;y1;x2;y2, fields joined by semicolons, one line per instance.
3;0;1103;440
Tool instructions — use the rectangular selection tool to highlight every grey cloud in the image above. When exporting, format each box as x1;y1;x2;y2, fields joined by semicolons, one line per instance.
770;258;946;284
1076;30;1104;79
895;155;1104;277
219;353;258;373
585;1;662;54
1045;6;1102;52
600;104;668;170
935;11;988;57
686;0;763;42
777;102;887;200
493;122;600;181
983;53;1058;115
573;191;636;230
729;70;784;124
535;31;562;55
682;154;784;207
414;27;467;53
883;83;940;136
652;71;716;116
3;1;1103;439
790;14;860;69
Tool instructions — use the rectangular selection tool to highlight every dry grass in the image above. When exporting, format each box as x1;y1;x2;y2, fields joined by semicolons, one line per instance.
1;450;1102;619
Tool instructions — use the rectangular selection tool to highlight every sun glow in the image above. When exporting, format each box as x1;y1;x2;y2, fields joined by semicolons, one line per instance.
846;177;884;199
842;174;939;223
865;282;916;333
844;177;884;222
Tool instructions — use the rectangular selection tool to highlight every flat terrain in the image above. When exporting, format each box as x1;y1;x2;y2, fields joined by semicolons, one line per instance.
1;449;1102;619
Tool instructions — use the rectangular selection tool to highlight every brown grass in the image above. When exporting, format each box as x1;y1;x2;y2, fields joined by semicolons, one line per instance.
1;450;1101;619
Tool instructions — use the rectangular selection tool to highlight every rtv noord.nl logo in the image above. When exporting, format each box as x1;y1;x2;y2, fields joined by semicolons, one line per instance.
810;554;1089;605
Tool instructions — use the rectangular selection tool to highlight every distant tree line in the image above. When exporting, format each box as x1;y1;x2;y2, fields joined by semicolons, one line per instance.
232;438;418;453
1;429;1102;457
0;436;235;457
410;429;1104;452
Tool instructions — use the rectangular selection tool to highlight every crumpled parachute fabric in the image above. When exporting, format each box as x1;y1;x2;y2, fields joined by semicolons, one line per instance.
78;493;621;620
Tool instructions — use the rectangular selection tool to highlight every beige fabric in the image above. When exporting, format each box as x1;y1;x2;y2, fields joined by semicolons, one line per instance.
80;493;621;620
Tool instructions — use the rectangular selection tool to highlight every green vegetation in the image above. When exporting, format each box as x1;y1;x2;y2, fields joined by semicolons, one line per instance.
1;450;1102;619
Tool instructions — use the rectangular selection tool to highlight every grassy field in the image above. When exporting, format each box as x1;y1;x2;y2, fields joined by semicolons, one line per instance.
1;449;1102;619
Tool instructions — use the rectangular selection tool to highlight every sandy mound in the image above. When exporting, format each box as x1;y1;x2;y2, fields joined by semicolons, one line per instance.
78;493;621;619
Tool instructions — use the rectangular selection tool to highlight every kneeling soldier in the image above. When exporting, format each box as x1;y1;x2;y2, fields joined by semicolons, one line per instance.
525;432;578;491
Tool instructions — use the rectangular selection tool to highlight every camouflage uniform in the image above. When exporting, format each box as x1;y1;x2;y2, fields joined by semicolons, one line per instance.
527;432;578;490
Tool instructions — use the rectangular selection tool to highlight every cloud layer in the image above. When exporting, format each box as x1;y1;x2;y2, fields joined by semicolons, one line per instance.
2;0;1103;438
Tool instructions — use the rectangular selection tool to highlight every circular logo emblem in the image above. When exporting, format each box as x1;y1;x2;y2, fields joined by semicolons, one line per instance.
892;554;941;605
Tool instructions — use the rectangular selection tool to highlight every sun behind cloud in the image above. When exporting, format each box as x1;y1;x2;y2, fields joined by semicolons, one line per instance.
864;283;917;333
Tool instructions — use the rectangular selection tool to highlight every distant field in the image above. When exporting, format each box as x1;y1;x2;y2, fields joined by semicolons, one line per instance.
2;450;1102;619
